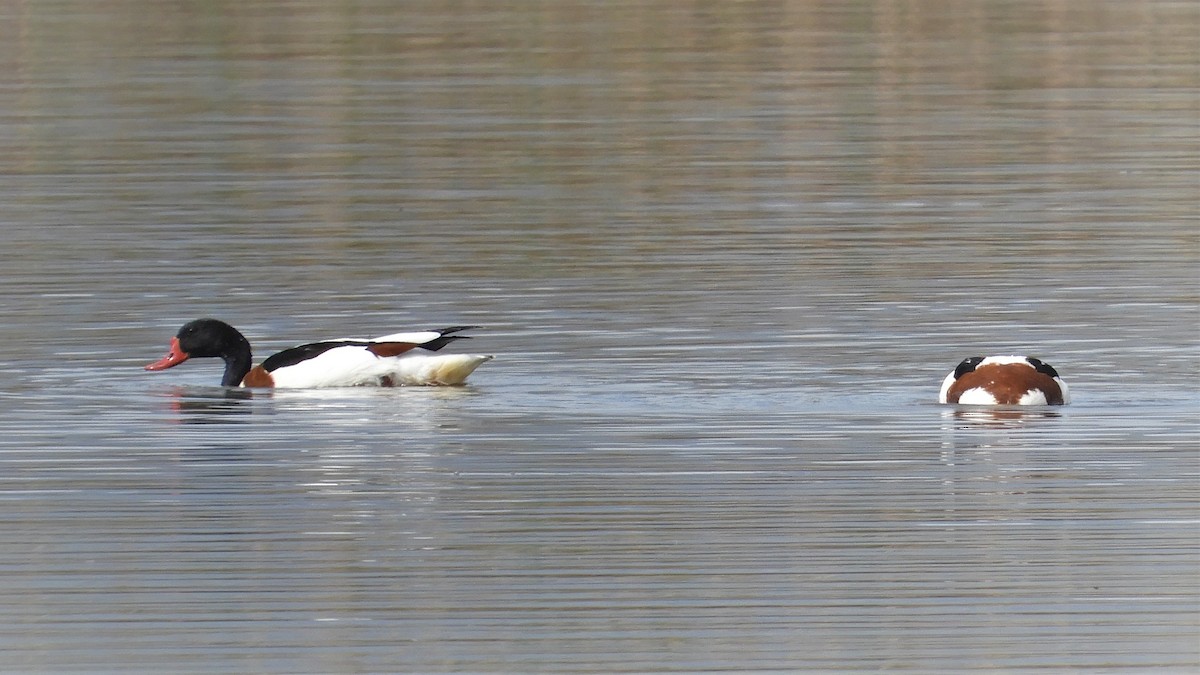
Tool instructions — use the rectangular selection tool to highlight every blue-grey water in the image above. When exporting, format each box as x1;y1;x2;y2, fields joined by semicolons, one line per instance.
1;1;1197;672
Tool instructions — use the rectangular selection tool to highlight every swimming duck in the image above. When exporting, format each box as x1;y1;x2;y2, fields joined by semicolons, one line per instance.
939;355;1070;405
145;318;491;388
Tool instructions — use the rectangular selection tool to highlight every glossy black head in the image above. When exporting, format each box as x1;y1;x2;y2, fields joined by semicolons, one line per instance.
953;356;985;380
175;318;251;359
146;318;253;387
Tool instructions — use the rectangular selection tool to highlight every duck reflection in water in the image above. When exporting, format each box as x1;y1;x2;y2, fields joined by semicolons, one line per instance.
943;405;1063;428
160;385;256;424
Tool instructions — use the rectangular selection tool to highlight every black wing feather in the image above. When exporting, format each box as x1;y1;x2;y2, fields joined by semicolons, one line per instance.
261;341;366;372
261;327;480;371
419;326;480;352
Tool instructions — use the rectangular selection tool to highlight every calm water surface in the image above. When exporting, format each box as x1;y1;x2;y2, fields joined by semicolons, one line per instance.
1;1;1197;672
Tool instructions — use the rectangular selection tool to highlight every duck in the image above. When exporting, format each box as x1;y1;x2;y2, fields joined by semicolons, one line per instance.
938;355;1070;405
145;318;492;388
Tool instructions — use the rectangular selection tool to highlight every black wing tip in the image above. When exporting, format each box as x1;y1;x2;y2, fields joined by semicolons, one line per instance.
420;326;482;352
434;325;481;336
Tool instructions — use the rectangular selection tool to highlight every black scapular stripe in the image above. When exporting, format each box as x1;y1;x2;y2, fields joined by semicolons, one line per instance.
260;327;479;372
1025;357;1060;379
953;356;984;379
261;341;366;372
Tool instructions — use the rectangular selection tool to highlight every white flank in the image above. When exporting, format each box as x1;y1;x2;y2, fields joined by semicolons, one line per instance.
264;345;491;388
389;354;494;386
955;387;999;405
1055;378;1071;404
1018;389;1049;405
937;371;957;404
